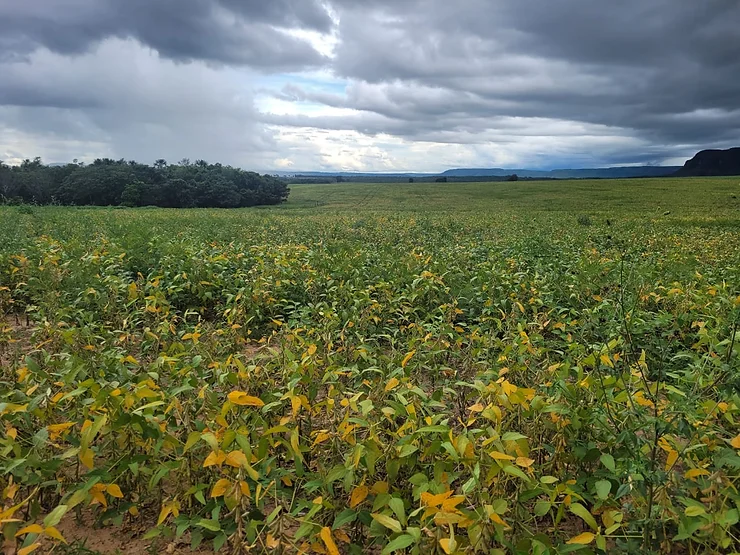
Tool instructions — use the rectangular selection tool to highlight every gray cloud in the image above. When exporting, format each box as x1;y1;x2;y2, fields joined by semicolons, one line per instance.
0;0;331;69
0;39;279;167
1;0;739;169
321;0;740;153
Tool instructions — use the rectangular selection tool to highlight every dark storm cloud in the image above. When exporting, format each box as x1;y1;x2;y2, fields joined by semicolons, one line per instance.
0;0;331;69
314;0;740;151
2;0;739;168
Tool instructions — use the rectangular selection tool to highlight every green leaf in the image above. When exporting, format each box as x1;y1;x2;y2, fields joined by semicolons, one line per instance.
184;431;201;453
33;427;49;448
501;432;528;442
381;534;416;554
595;480;611;500
333;509;358;529
201;432;219;452
294;521;315;540
43;505;68;528
65;489;86;509
570;503;599;532
372;513;404;534
534;500;551;517
462;477;477;494
502;464;531;482
685;506;706;517
415;425;449;434
720;509;739;526
132;401;165;415
196;519;221;532
388;498;406;526
600;454;616;472
142;528;161;540
397;444;419;458
213;532;228;551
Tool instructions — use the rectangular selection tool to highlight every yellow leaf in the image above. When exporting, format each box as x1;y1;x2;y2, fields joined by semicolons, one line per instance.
313;431;332;446
157;505;171;526
490;513;509;528
489;451;515;461
313;496;323;505
44;526;67;543
18;543;41;555
665;449;679;471
685;468;710;479
157;500;179;526
730;434;740;449
500;380;517;397
516;457;535;468
320;527;340;555
439;537;457;554
600;354;614;368
385;377;400;392
211;479;231;498
371;481;389;494
203;450;226;468
225;450;248;468
47;422;75;436
334;529;350;544
89;484;107;508
634;391;654;408
441;496;465;512
106;484;124;498
239;480;251;497
16;524;45;536
567;532;596;545
227;391;265;407
307;344;317;356
243;460;260;481
401;350;416;368
5;482;18;500
349;485;369;508
79;448;94;470
421;490;453;508
266;533;280;549
468;403;484;413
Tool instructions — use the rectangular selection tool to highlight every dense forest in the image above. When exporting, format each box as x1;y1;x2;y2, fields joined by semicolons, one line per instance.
0;158;290;208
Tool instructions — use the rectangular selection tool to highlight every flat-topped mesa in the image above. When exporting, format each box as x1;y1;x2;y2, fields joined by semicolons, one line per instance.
676;147;740;177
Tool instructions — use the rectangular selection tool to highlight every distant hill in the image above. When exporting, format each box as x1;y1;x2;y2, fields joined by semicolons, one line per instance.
278;166;680;181
442;166;680;179
676;148;740;176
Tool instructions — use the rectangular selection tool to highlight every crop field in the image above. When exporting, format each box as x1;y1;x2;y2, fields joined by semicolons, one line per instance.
1;177;740;554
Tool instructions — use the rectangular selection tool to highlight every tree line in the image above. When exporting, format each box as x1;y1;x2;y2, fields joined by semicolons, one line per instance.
0;158;290;208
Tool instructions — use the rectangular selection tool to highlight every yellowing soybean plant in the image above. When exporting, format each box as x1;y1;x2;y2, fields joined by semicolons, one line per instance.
1;178;740;555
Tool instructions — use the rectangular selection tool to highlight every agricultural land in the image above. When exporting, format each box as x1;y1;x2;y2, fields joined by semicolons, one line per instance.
1;177;740;554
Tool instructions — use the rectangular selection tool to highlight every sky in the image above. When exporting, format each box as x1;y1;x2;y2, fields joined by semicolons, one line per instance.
1;0;739;172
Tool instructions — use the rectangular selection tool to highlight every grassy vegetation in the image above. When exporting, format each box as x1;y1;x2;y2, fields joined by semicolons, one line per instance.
284;177;740;214
1;177;739;554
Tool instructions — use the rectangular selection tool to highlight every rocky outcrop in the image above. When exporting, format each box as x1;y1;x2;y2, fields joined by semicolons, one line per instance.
676;148;740;176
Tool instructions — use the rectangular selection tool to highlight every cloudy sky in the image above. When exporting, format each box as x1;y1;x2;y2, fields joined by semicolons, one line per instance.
1;0;739;172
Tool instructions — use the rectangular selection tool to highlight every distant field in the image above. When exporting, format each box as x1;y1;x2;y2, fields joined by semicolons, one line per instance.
1;176;739;554
284;176;740;215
